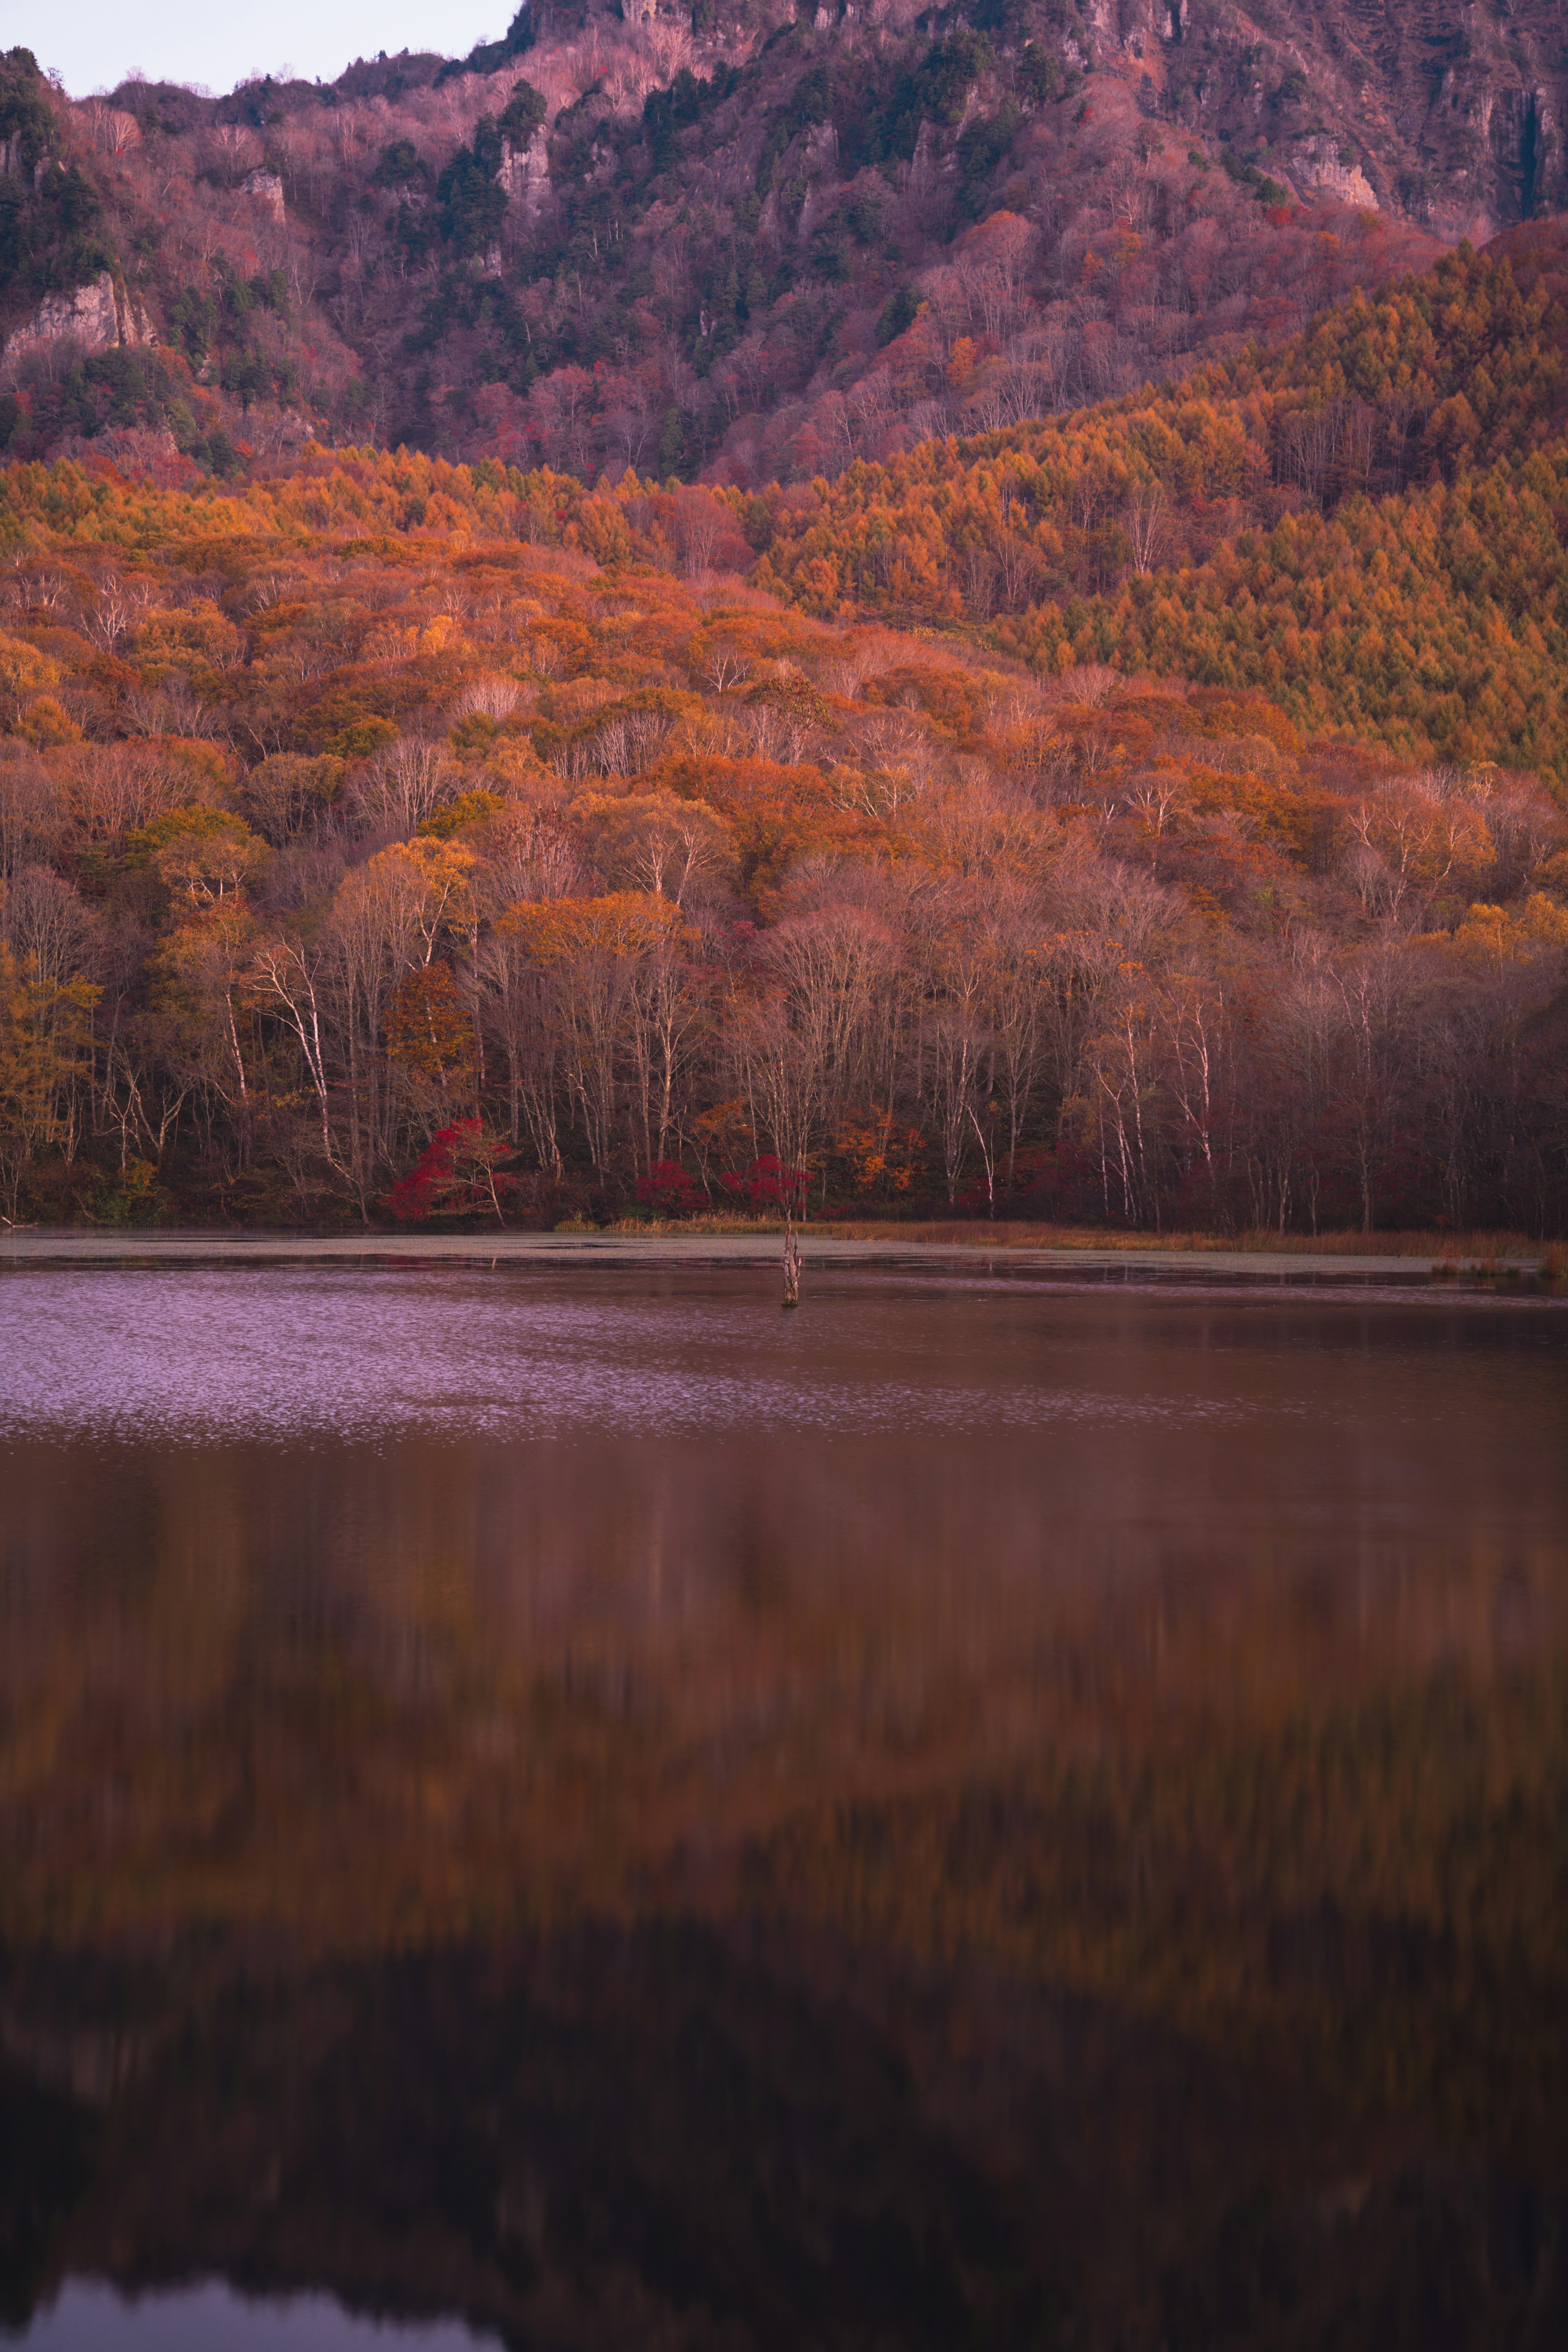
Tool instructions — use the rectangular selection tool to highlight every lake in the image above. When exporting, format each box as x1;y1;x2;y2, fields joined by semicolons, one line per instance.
2;1258;1566;2350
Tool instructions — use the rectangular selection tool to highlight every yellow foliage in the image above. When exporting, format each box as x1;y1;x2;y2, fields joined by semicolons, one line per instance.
0;633;61;726
17;695;81;748
1435;893;1568;964
500;889;687;967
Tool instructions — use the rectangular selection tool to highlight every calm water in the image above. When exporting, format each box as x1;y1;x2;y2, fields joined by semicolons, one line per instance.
1;1263;1566;2349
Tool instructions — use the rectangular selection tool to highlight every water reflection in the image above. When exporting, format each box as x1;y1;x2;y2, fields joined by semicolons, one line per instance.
16;2283;497;2349
1;1267;1565;2347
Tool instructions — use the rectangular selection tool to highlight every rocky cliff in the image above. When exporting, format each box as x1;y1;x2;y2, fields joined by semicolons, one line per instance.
1087;0;1566;237
0;6;1564;475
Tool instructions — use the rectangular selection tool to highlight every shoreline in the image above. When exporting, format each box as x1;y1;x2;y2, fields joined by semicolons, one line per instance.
0;1227;1557;1285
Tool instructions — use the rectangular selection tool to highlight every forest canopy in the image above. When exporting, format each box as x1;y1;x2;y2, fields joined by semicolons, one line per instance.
1;239;1566;1236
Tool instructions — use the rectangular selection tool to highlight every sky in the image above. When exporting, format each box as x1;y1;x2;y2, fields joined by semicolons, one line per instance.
21;2;501;99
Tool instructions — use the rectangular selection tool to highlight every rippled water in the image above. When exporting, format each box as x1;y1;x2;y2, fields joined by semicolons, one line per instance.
1;1262;1351;1437
2;1263;1566;2349
18;2284;495;2350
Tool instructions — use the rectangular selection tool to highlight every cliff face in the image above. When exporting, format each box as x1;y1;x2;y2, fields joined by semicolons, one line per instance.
1085;0;1567;238
0;272;149;365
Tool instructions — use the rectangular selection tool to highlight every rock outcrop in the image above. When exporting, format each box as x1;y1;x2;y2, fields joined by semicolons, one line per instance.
1292;134;1379;212
498;126;550;216
1;274;151;379
240;167;285;223
0;134;44;184
1090;0;1568;240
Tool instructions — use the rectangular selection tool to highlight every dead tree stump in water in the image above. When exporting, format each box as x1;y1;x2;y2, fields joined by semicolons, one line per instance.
782;1218;802;1308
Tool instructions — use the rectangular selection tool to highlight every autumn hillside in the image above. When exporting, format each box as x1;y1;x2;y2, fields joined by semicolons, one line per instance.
2;249;1568;1238
744;234;1568;780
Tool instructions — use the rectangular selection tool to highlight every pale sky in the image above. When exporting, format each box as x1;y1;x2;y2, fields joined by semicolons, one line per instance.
21;3;502;99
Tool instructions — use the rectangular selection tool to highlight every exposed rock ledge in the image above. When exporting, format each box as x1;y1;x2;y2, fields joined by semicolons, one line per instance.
1;274;152;378
1293;136;1379;212
499;127;549;215
241;167;285;223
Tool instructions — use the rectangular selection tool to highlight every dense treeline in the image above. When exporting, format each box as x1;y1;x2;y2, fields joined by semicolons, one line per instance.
0;434;1564;1231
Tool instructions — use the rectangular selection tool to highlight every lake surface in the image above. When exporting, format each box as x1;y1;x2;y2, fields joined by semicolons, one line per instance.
2;1262;1566;2349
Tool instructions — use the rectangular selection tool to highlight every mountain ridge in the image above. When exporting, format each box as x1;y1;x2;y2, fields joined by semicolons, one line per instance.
2;5;1564;483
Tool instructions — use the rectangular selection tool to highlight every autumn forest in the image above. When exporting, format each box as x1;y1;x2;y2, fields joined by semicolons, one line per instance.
2;19;1568;1234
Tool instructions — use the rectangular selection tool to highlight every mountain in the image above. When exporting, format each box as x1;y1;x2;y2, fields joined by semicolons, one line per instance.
2;4;1564;480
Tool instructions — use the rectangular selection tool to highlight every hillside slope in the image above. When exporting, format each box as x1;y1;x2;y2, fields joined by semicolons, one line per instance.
4;3;1562;478
746;232;1568;779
